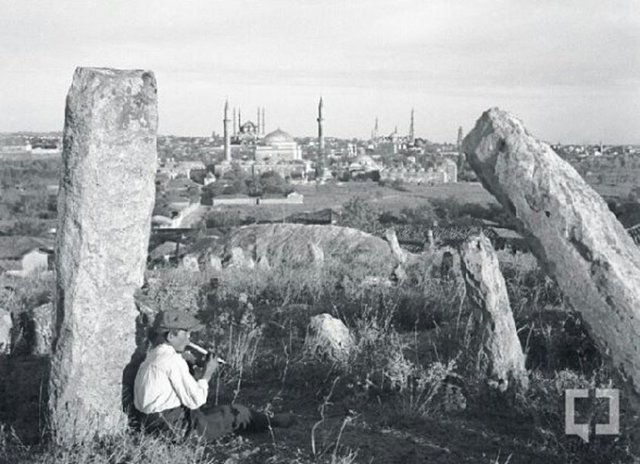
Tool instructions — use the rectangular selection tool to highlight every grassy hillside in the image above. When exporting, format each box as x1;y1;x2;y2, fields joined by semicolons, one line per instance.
2;246;638;463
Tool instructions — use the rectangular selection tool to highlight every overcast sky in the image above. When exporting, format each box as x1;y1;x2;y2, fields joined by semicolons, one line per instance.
1;0;639;143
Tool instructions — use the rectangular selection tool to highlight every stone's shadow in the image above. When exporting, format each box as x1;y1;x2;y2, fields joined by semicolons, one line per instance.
121;308;153;430
0;304;55;444
0;353;51;444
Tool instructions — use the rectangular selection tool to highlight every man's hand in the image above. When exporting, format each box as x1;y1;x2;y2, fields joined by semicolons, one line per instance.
201;354;220;382
181;350;198;366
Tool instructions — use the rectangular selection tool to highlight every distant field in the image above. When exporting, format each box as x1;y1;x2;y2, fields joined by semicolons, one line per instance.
205;181;499;225
296;181;498;211
205;178;635;227
0;151;61;161
591;182;637;199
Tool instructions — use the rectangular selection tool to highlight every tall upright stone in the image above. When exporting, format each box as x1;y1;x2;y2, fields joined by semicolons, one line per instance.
460;233;527;392
49;68;157;440
463;107;640;401
384;228;406;264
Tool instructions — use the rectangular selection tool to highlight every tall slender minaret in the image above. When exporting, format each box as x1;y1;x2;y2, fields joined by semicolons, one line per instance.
457;126;464;151
371;117;379;140
238;110;242;133
317;97;325;153
232;108;237;135
257;107;261;135
261;107;265;134
409;108;415;144
224;100;231;162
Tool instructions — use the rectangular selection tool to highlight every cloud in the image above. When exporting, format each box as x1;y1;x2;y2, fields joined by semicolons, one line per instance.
1;0;638;142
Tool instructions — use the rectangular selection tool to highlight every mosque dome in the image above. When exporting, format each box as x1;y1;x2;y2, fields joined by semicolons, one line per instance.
263;128;294;145
354;154;381;171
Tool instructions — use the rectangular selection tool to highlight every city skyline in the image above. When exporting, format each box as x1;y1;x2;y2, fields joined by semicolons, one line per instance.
1;0;639;144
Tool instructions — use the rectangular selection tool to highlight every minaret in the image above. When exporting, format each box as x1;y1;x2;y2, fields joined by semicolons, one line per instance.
224;100;231;162
233;108;237;135
238;110;242;133
317;97;325;153
457;126;465;172
457;126;464;151
261;107;265;134
371;117;379;140
257;107;261;135
409;108;415;144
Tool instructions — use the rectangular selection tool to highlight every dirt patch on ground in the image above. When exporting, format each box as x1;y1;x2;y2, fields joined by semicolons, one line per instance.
213;378;562;464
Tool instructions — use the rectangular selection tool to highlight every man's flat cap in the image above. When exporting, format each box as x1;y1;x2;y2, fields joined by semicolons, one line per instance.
153;310;204;332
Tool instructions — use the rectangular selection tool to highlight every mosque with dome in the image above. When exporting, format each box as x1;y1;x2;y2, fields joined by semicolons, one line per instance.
214;100;314;182
255;128;303;162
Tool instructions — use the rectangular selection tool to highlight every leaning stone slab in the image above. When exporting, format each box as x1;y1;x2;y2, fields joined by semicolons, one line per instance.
460;233;527;392
463;107;640;399
49;67;157;440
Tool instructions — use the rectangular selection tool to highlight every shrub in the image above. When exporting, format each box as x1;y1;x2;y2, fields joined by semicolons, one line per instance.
349;315;462;419
142;269;208;314
338;197;382;235
0;273;54;315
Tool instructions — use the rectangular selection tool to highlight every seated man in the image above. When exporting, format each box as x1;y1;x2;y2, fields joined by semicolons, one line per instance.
134;309;291;441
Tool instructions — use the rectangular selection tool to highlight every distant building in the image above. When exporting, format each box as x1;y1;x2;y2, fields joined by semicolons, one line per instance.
440;158;458;183
348;154;382;174
255;129;302;162
230;105;266;145
157;158;206;179
0;236;53;277
233;121;260;144
379;157;457;185
214;101;311;182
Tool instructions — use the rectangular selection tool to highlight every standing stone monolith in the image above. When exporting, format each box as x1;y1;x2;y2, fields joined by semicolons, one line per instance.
460;233;527;392
308;242;324;266
384;228;406;264
49;67;157;441
0;308;12;354
462;107;640;400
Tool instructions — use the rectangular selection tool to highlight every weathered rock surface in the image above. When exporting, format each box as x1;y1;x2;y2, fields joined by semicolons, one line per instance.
228;246;255;269
304;313;354;364
463;107;640;398
208;255;223;272
308;242;325;265
257;255;271;270
0;308;11;354
384;228;406;264
224;224;411;273
392;264;407;283
181;255;200;272
460;233;528;392
49;67;157;439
